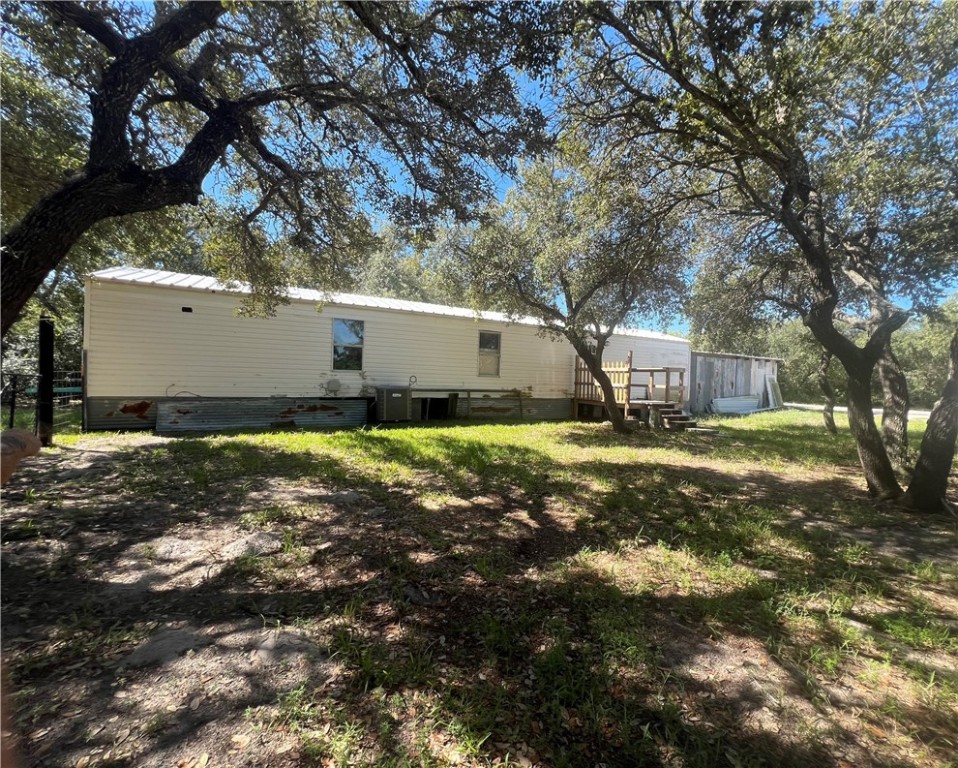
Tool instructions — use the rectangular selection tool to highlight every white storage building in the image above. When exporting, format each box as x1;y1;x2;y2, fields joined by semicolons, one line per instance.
83;267;690;431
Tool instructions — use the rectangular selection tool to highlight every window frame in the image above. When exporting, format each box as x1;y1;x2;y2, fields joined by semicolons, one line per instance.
332;318;365;371
478;330;501;377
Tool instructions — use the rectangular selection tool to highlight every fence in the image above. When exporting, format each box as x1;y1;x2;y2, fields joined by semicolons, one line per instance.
573;353;688;409
1;370;83;437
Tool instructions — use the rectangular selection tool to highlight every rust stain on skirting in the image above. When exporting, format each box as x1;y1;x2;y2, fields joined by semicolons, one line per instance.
105;400;154;420
280;403;342;417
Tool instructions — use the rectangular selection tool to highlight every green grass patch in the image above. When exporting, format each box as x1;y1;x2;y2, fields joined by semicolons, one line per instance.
9;411;957;768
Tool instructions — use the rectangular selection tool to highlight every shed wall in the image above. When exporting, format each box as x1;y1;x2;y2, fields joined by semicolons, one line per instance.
688;352;780;413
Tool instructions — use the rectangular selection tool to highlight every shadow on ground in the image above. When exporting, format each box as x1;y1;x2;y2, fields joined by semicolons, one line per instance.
1;422;956;767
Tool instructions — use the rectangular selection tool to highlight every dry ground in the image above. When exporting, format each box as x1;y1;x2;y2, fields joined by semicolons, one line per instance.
1;412;956;768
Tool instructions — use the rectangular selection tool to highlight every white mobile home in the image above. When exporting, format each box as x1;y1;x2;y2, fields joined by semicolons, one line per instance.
83;267;690;431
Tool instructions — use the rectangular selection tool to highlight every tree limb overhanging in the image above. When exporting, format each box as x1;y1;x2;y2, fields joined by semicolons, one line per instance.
566;1;957;508
1;1;546;335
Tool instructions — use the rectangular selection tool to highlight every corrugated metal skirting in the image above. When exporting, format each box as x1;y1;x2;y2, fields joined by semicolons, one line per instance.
86;397;159;430
86;397;368;432
156;398;369;432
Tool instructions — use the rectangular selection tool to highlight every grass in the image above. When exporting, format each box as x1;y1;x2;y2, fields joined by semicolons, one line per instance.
6;410;957;768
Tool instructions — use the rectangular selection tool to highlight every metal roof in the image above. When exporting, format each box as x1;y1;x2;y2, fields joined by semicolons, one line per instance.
88;266;688;343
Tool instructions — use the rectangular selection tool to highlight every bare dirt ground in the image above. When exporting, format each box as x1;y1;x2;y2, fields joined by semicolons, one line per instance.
1;428;956;768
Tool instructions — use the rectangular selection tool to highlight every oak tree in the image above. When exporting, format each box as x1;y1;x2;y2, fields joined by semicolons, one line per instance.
1;1;546;335
566;1;958;508
442;152;690;433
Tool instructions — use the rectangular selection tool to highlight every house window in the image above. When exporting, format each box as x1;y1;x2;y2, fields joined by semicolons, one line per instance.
478;331;501;376
333;319;364;370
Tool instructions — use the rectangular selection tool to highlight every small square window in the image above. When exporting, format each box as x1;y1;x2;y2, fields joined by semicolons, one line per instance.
478;331;501;376
333;319;364;371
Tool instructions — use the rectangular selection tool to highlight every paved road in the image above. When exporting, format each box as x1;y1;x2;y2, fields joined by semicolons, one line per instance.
785;403;932;420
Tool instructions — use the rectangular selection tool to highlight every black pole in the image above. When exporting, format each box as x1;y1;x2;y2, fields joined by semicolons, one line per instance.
8;373;17;429
38;315;55;446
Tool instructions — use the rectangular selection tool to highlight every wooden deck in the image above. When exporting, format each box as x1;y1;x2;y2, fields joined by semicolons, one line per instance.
573;352;697;429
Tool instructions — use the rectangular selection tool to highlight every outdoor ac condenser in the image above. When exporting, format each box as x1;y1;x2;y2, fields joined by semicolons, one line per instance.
376;387;412;421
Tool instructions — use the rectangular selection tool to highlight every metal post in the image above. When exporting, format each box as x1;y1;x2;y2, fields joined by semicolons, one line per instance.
38;316;55;446
8;374;18;429
81;349;88;432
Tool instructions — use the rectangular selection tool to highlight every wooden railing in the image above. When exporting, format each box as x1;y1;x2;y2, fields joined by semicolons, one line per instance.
574;351;687;410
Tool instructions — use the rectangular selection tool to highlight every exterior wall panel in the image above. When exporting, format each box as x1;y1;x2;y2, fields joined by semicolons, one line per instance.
85;281;582;400
86;397;159;431
83;271;691;425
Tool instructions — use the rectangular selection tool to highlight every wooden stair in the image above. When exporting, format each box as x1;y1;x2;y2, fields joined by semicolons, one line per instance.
657;407;698;431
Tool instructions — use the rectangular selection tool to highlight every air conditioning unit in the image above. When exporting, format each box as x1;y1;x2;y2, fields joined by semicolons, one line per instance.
376;387;412;421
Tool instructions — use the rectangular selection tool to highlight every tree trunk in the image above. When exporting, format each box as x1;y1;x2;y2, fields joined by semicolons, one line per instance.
877;342;910;470
804;309;904;499
845;370;903;500
2;176;110;336
570;339;629;433
816;349;838;434
2;106;242;338
1;168;199;335
902;330;958;512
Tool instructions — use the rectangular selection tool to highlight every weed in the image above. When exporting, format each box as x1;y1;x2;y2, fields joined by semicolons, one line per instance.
275;684;317;729
140;713;171;737
140;543;158;563
239;506;290;529
875;611;957;652
908;560;946;584
471;552;506;582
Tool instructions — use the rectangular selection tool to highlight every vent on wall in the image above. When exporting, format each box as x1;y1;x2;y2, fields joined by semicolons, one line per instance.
181;307;193;313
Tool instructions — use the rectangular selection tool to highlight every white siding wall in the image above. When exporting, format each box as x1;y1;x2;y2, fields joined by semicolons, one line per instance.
84;281;567;398
85;279;690;400
604;334;691;371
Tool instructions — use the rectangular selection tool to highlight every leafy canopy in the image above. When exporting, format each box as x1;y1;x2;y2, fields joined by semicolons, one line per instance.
441;149;690;345
1;1;547;325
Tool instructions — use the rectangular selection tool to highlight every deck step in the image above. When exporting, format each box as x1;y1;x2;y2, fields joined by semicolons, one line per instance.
661;411;697;431
685;426;721;435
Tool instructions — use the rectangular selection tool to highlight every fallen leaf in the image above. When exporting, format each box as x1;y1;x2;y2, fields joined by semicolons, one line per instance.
231;734;251;749
196;754;209;768
189;696;202;711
